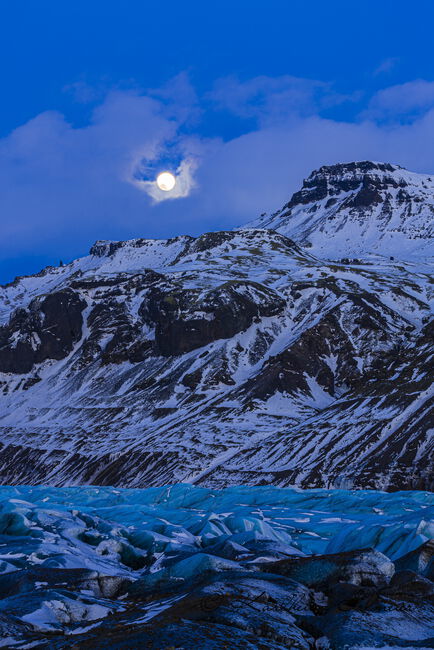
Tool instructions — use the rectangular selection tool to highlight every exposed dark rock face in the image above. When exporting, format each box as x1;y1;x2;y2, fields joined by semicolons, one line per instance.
141;281;286;356
284;162;401;211
69;269;165;291
185;230;237;254
240;311;359;401
285;161;406;210
0;290;86;374
85;301;151;365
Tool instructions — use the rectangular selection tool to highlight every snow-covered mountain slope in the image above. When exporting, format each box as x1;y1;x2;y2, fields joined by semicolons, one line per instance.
0;162;433;490
247;161;434;259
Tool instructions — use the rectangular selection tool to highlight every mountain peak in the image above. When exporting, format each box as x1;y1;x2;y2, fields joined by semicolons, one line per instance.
308;160;402;179
247;161;434;259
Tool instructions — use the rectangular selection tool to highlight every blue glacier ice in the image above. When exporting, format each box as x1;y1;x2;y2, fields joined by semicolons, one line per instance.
0;484;432;576
0;484;433;648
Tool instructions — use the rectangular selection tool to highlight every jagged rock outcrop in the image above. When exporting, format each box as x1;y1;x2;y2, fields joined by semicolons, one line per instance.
141;281;286;356
0;290;86;374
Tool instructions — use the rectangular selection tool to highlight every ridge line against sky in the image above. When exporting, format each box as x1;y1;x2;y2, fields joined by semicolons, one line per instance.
1;0;434;282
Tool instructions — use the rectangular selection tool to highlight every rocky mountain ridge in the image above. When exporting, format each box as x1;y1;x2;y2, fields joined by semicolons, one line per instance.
248;161;434;258
0;161;432;490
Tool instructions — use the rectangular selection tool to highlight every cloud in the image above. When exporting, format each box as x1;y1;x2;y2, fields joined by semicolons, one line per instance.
134;157;198;202
208;75;356;126
184;110;434;228
148;72;201;125
364;79;434;121
0;91;180;259
63;80;106;104
373;57;400;76
1;75;434;278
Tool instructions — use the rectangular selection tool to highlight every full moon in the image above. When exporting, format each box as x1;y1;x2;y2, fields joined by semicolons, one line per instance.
156;171;176;192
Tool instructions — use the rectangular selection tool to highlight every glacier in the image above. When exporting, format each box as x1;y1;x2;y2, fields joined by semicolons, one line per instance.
0;484;433;648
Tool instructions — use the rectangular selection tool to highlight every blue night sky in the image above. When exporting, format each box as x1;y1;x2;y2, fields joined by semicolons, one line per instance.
1;0;434;283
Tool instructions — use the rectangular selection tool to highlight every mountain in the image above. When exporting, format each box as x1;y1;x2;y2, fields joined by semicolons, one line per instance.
248;161;434;259
0;161;432;490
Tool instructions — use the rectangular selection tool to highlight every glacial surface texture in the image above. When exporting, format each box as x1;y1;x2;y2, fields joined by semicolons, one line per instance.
0;484;433;648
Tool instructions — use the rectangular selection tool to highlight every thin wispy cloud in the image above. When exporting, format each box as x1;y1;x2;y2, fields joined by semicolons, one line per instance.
364;79;434;121
373;57;400;76
208;75;356;126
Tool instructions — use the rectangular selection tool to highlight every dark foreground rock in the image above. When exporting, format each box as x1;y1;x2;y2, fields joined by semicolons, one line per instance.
2;542;433;649
0;484;432;648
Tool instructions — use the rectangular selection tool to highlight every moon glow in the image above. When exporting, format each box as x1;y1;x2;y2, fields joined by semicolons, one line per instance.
156;171;176;191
